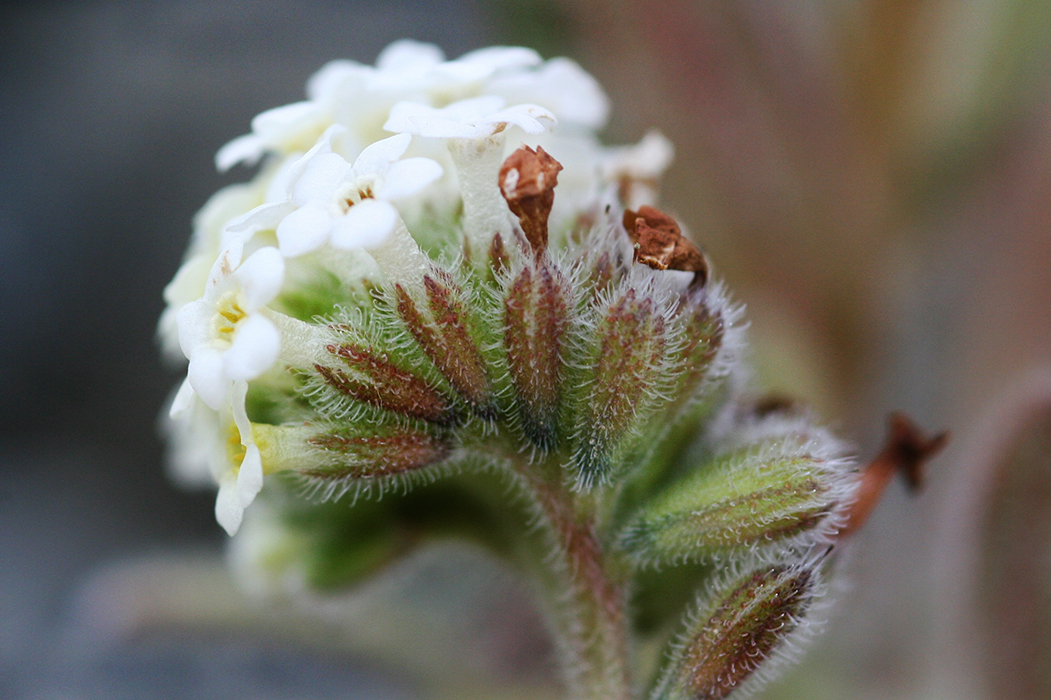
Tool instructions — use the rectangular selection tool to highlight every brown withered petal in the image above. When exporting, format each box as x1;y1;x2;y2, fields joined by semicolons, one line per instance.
840;412;949;537
499;145;563;256
624;205;708;287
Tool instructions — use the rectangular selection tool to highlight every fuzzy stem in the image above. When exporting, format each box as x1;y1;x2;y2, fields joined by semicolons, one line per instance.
511;458;633;700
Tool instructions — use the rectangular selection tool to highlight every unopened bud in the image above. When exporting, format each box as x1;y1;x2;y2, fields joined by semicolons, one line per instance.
315;343;459;426
572;288;670;487
504;261;571;449
395;275;495;419
620;436;851;566
652;562;821;700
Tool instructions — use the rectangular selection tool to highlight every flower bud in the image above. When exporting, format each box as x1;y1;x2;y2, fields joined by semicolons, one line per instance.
652;562;823;700
619;433;852;566
571;286;673;488
314;342;459;426
250;422;451;500
504;260;572;449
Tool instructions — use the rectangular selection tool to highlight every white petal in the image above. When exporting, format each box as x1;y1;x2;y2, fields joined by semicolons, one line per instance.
384;100;502;139
224;314;281;381
487;58;610;130
250;101;321;139
383;102;455;137
236;247;285;310
378;157;443;200
352;133;410;176
163;254;211;307
236;443;264;507
291;152;353;206
225;201;295;240
441;95;507;121
177;299;215;360
276;201;335;257
187;346;229;410
377;39;445;71
307;59;368;100
169;377;196;419
203;240;244;301
331;199;397;250
215;134;264;172
456;46;541;72
215;476;244;536
482;104;556;135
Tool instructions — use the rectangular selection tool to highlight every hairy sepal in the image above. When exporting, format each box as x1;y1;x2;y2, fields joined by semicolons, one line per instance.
569;278;680;489
651;558;825;700
503;259;572;450
619;430;852;567
394;272;496;419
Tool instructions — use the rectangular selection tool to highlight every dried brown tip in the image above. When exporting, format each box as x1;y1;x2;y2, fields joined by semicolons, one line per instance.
623;205;708;287
840;412;949;537
499;145;563;257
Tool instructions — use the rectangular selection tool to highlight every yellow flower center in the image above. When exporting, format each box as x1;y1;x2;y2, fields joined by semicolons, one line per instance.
212;292;247;344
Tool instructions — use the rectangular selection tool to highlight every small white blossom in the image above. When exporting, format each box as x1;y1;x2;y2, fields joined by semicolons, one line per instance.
229;126;442;257
601;130;675;209
487;57;610;130
216;41;545;171
177;241;285;410
168;379;263;536
601;129;674;181
216;101;332;172
383;96;555;140
158;178;273;361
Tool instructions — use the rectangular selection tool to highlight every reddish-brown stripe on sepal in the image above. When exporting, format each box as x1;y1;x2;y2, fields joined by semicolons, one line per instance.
395;277;494;418
653;564;819;700
304;427;450;481
574;288;668;486
314;343;458;426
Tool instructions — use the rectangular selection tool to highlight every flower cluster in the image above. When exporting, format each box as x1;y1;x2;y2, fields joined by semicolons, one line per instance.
161;40;858;700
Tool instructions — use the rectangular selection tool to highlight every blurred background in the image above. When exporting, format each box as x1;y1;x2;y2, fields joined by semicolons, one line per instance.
1;1;1049;698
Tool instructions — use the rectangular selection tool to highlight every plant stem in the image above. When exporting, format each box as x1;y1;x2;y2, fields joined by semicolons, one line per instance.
511;457;633;700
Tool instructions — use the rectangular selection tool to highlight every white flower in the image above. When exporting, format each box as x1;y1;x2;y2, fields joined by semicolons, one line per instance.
158;177;274;361
216;101;332;172
229;126;442;257
601;129;674;181
383;96;555;140
486;57;610;130
168;379;263;536
177;240;285;410
600;130;675;209
215;41;545;172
